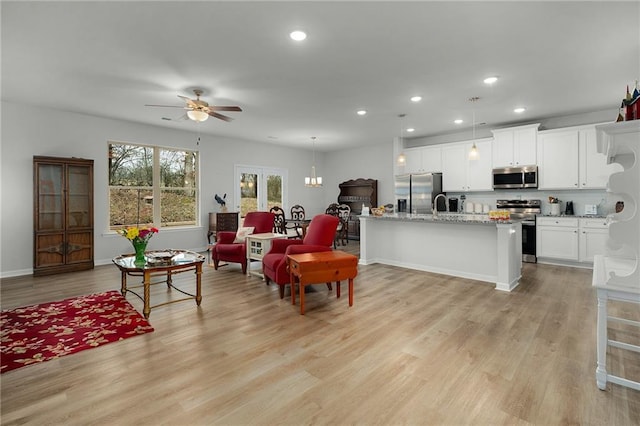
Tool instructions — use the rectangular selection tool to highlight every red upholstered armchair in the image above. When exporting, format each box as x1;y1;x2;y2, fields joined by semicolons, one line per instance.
262;214;340;298
211;211;275;274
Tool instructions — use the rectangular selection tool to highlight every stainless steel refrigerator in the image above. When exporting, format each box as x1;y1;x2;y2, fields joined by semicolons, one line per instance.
395;173;444;214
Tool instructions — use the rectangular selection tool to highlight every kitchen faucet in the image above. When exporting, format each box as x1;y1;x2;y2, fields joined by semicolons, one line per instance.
433;193;447;216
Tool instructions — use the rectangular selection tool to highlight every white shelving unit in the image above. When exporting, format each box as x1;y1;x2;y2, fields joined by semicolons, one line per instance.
592;120;640;391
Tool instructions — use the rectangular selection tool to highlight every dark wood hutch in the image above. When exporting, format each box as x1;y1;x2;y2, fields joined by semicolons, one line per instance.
337;178;377;241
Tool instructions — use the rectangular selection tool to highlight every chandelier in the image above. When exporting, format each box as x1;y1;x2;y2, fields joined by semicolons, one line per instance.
305;137;323;187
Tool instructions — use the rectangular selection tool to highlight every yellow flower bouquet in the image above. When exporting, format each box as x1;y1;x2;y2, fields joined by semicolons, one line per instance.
120;226;158;265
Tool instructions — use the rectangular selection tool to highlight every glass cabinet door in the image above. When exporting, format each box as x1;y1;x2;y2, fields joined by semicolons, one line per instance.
37;163;64;231
67;165;91;228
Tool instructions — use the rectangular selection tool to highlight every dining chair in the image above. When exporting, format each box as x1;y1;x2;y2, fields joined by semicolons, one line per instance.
325;203;340;248
325;203;350;247
288;204;306;238
269;206;286;235
337;204;351;246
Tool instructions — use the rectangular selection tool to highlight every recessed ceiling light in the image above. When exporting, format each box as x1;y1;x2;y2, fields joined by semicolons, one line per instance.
410;96;422;102
483;76;498;85
289;30;307;41
406;128;415;132
356;109;367;116
514;107;526;114
454;119;463;124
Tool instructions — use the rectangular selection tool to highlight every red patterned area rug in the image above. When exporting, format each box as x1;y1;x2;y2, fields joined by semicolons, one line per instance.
1;290;153;373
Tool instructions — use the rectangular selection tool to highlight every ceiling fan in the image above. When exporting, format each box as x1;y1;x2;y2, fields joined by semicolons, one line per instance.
145;89;242;122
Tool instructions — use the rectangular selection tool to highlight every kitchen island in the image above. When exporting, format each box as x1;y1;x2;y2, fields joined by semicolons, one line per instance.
359;213;522;291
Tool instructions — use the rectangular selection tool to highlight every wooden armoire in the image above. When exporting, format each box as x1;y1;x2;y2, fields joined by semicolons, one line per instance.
33;156;94;276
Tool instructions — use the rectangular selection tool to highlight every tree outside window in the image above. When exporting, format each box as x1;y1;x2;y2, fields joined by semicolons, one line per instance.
108;143;198;229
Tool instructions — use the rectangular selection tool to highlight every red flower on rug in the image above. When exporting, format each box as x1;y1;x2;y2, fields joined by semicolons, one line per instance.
1;290;154;373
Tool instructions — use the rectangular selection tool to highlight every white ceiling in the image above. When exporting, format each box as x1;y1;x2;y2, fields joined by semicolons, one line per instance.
2;1;638;151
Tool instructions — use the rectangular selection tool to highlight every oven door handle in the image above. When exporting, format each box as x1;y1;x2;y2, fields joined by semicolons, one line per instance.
521;220;536;226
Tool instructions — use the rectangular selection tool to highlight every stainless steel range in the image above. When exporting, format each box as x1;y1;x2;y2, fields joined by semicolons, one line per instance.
497;199;541;263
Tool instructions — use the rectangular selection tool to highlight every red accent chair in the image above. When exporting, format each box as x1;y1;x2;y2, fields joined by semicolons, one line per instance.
262;214;340;298
211;211;275;274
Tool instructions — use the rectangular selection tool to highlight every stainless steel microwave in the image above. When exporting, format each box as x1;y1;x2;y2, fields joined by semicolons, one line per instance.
492;166;538;189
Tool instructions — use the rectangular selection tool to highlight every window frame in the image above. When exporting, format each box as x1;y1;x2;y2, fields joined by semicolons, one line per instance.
107;141;200;231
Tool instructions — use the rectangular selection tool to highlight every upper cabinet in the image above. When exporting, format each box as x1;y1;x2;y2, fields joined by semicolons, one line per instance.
537;124;619;190
404;145;442;174
491;123;540;168
537;129;580;189
442;138;493;192
579;127;619;189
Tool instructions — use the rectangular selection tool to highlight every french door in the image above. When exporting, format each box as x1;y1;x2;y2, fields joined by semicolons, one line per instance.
234;166;287;217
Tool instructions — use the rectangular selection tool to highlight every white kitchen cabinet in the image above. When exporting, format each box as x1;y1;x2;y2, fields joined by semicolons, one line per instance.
537;217;579;261
442;138;492;192
441;144;467;191
491;123;539;168
404;145;442;174
537;216;608;264
538;124;617;190
467;139;493;190
578;218;609;263
537;129;580;189
404;147;422;173
579;127;617;189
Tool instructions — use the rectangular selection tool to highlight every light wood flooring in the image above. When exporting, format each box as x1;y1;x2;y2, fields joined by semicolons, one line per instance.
1;242;639;425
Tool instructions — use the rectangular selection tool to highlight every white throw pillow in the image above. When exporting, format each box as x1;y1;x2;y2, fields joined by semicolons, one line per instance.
233;226;255;243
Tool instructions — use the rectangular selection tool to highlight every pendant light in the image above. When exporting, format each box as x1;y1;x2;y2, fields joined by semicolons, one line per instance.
305;137;323;187
396;114;407;166
468;97;479;160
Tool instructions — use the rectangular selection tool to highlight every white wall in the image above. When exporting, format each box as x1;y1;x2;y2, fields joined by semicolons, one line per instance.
323;143;395;208
1;102;394;277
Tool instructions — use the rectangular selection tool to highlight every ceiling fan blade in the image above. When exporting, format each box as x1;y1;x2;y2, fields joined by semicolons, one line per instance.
208;111;233;122
161;113;189;122
208;106;242;112
177;95;198;108
145;104;187;108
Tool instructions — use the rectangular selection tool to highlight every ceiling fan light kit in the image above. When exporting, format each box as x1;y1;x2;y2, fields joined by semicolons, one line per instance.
187;110;209;122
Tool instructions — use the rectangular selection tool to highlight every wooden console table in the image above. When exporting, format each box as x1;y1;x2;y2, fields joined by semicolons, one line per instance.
287;250;358;315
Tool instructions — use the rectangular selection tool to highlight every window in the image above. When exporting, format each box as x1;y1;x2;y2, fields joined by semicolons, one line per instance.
108;142;198;230
235;166;287;217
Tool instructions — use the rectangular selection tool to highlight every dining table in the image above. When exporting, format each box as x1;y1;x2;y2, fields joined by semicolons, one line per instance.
286;218;311;238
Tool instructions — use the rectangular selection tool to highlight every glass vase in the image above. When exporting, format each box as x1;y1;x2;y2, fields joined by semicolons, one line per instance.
133;240;147;266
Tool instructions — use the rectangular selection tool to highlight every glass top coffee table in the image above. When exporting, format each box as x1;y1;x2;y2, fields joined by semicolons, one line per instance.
112;249;205;318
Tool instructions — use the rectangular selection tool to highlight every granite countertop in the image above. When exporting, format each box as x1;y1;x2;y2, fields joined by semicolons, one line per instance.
537;214;608;219
360;212;520;225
